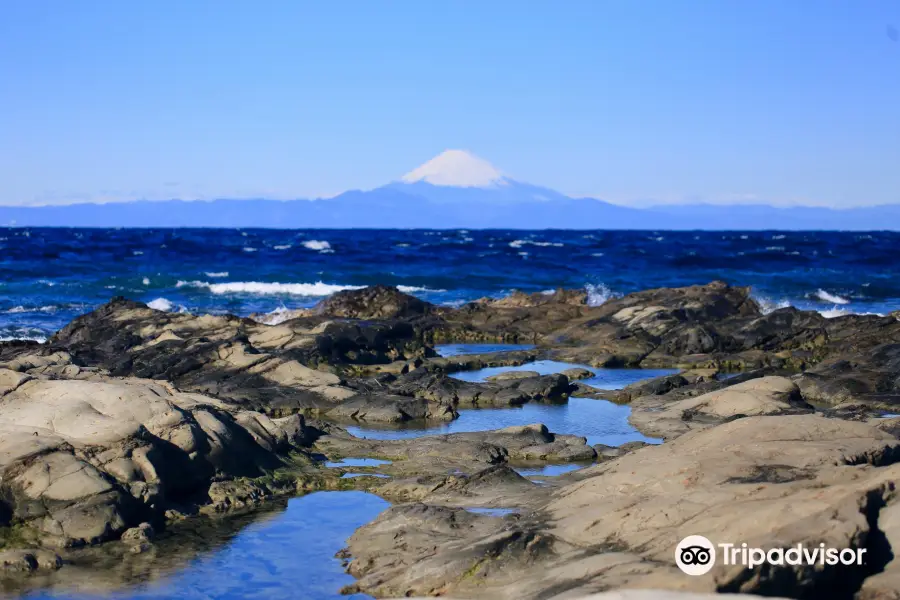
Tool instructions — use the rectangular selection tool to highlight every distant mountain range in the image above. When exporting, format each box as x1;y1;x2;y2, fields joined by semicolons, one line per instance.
2;150;899;230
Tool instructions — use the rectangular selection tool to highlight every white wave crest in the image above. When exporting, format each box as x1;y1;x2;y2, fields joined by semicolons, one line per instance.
176;280;364;296
754;295;792;314
243;247;257;253
814;289;850;305
204;271;229;278
0;335;47;343
258;306;292;325
585;283;614;307
3;305;58;314
302;240;332;252
147;298;174;311
819;307;883;319
396;285;447;293
273;245;292;250
509;240;563;248
142;277;150;285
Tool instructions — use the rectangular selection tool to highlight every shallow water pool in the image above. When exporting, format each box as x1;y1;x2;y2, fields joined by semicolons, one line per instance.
349;355;675;447
451;359;678;391
435;343;536;357
465;508;518;517
23;492;389;600
348;396;660;447
514;463;586;477
325;458;391;468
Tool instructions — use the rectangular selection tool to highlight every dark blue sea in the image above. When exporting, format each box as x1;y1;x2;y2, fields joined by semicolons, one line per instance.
2;228;899;342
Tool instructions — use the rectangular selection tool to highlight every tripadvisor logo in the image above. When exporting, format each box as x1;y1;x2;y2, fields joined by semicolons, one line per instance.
675;535;868;576
676;535;716;575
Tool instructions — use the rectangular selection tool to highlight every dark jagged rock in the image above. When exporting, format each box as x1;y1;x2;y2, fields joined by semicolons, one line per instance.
7;280;900;597
315;284;436;320
388;370;571;408
316;423;596;477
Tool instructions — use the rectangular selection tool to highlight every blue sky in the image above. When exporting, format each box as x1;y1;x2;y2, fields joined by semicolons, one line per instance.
1;1;899;207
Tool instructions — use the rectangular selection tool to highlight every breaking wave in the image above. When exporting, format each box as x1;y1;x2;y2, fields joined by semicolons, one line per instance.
0;335;46;343
396;285;447;293
0;325;47;343
3;305;58;314
753;294;792;314
176;280;364;296
147;298;174;311
813;289;850;304
302;240;333;253
585;283;614;306
256;305;294;325
509;240;564;248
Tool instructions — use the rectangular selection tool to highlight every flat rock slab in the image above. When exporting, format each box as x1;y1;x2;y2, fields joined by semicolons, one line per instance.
345;413;900;599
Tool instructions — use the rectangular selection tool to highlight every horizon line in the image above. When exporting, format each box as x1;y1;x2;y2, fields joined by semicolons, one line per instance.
1;195;897;211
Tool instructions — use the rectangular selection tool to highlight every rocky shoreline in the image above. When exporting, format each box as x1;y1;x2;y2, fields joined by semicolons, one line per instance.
2;281;900;598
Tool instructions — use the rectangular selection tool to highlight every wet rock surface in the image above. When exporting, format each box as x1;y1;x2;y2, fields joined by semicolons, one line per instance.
4;282;900;598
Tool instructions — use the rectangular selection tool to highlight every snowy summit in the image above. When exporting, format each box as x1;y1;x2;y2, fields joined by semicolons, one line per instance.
401;150;507;187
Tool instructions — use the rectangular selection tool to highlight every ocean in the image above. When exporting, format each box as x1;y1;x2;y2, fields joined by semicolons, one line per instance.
2;228;899;342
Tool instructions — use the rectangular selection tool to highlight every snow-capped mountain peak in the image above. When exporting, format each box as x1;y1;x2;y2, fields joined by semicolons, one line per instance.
401;150;506;187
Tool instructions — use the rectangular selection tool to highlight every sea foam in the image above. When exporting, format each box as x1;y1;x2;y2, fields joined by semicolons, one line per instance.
814;289;850;305
147;298;175;311
754;295;792;314
4;305;58;314
585;283;614;306
257;305;293;325
176;280;364;296
509;240;563;248
302;240;332;252
0;335;47;343
396;285;447;293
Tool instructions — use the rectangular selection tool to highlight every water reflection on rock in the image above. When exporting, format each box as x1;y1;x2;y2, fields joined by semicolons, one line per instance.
348;397;660;447
435;343;536;357
11;492;389;600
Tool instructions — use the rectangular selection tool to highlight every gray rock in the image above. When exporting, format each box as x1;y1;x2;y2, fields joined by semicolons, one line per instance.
121;522;155;545
0;549;62;572
344;414;900;599
486;370;541;381
560;367;594;380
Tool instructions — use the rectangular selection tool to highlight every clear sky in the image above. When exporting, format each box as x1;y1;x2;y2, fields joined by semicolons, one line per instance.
1;1;899;207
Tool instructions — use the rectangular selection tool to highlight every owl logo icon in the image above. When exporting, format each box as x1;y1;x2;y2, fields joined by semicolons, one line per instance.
676;535;716;575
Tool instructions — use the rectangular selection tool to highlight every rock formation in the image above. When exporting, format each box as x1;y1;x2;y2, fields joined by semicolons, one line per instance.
3;282;900;598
